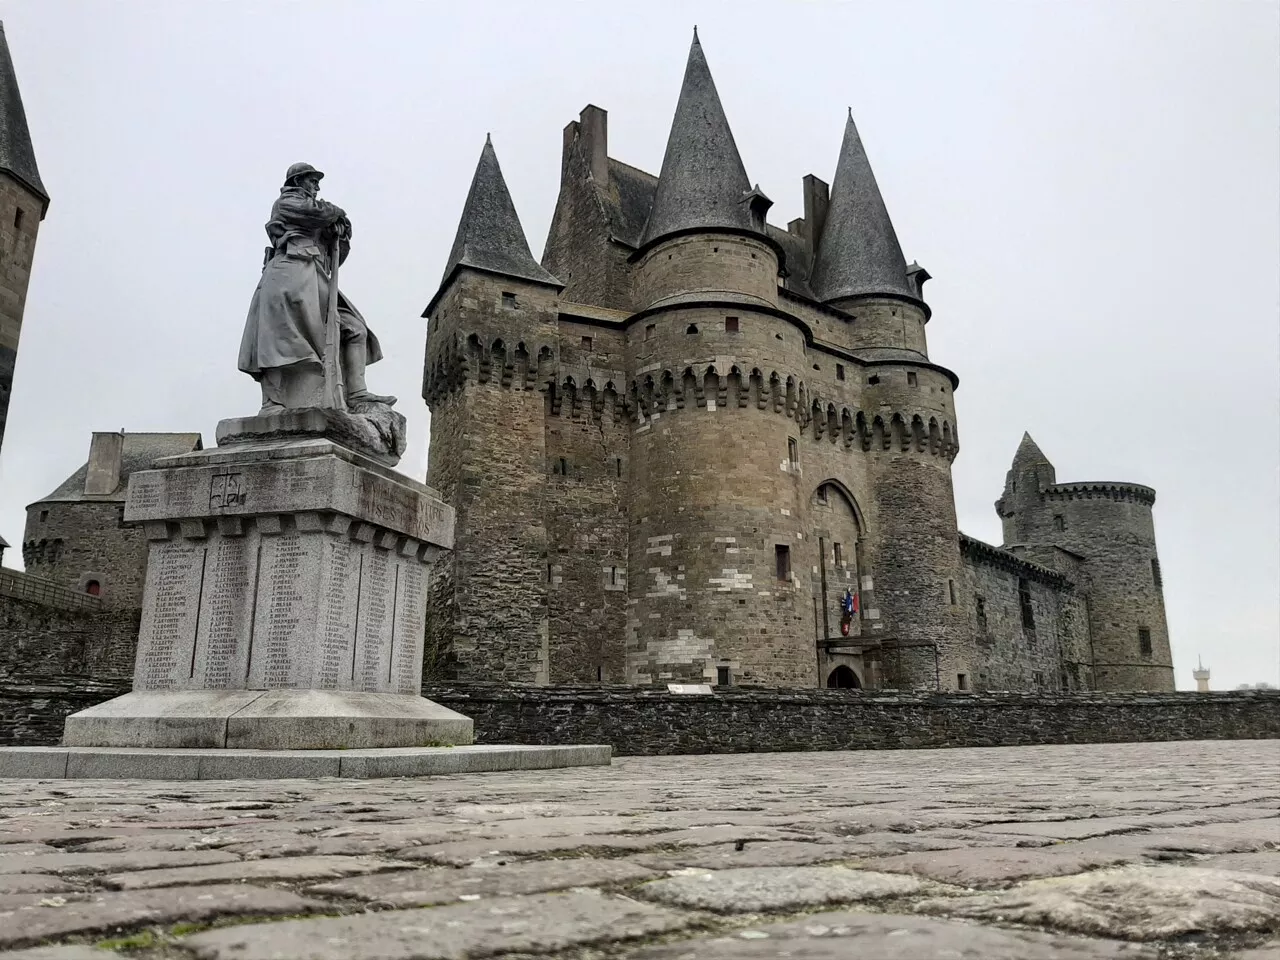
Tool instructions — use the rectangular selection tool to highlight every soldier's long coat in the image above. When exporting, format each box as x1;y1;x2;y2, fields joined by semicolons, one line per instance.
238;187;382;378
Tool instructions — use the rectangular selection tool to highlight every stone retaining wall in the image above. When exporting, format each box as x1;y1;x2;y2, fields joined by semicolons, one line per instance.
423;685;1280;755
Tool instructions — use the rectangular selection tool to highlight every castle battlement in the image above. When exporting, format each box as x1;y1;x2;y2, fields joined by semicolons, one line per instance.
1044;481;1157;507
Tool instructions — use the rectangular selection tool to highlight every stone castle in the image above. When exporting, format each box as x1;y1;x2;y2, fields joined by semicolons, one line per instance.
420;33;1174;692
5;30;1175;694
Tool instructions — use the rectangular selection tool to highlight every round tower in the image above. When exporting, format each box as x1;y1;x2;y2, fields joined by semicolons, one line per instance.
809;113;972;691
1043;481;1173;691
623;32;817;686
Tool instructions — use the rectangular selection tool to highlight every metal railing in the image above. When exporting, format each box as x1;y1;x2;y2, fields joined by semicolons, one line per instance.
0;568;103;613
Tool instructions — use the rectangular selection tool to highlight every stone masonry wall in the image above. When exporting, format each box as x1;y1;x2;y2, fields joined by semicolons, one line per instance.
0;173;42;462
423;684;1280;756
22;501;149;609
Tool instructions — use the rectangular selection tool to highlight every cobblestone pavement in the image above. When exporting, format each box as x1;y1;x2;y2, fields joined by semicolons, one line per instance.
0;740;1276;959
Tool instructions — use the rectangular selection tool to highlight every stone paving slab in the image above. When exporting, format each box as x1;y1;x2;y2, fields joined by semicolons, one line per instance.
0;948;120;959
625;910;1157;958
309;857;656;905
0;884;324;950
0;741;1274;957
181;889;696;959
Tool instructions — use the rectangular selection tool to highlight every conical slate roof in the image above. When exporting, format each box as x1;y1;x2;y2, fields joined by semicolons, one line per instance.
1011;431;1052;470
440;136;560;289
810;112;914;303
639;30;756;248
0;22;47;210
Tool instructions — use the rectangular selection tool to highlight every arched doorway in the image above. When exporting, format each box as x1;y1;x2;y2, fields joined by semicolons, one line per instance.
85;580;101;597
827;665;860;688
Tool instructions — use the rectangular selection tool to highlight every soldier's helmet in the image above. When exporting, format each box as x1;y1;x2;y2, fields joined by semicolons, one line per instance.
284;162;324;185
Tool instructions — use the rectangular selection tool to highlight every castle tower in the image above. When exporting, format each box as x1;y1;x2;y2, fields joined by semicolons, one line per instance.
1193;658;1210;693
422;137;564;683
623;32;823;686
996;434;1175;691
0;22;50;470
809;113;971;690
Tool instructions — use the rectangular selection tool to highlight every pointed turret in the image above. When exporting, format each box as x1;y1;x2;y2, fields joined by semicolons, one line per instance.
438;136;560;291
0;22;47;213
810;111;914;303
1011;432;1053;473
639;30;759;249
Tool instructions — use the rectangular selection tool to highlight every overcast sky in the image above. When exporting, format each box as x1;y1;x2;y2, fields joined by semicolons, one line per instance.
1;2;1276;690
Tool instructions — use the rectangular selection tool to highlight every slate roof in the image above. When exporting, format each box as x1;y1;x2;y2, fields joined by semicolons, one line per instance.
602;159;658;249
639;31;758;248
0;22;47;210
439;136;561;291
1012;432;1053;470
810;112;916;303
766;224;816;299
34;433;203;504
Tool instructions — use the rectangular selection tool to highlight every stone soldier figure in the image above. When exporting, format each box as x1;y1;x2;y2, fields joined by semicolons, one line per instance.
238;162;396;413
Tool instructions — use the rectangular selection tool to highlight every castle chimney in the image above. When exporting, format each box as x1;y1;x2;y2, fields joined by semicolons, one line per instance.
84;430;124;496
802;174;829;258
579;105;608;188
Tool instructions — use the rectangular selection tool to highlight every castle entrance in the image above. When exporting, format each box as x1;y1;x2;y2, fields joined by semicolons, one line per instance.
827;665;861;688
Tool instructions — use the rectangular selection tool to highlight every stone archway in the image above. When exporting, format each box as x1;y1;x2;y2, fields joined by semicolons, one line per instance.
827;665;861;688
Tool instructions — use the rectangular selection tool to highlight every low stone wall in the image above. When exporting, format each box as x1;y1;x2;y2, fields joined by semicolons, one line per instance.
0;679;129;746
423;685;1280;755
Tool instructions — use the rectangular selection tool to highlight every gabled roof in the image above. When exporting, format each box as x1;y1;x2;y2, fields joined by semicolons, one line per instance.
810;112;916;303
437;136;561;293
639;30;757;249
0;22;47;212
33;433;202;504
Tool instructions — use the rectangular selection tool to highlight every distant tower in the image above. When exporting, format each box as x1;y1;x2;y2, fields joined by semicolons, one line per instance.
0;22;49;468
996;433;1175;691
1193;658;1210;693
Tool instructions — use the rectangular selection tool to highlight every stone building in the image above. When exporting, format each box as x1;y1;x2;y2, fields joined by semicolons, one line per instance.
422;32;1175;692
0;22;48;481
22;431;202;609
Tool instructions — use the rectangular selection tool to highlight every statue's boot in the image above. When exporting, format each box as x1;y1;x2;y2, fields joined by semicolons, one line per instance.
343;342;397;407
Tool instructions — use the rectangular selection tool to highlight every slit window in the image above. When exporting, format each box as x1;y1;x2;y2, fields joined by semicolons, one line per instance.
787;437;798;466
907;371;918;386
13;207;23;230
1018;578;1035;630
609;565;618;586
833;542;843;566
836;364;845;380
615;457;622;478
976;595;987;631
558;457;567;475
1033;671;1045;688
725;316;739;332
957;673;969;691
1139;627;1152;656
948;579;957;605
1151;558;1162;588
775;544;792;582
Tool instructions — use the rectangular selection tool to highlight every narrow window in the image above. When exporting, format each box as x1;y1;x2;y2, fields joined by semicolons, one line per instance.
1019;578;1035;630
775;544;791;582
1033;670;1045;688
833;542;843;567
597;665;603;681
580;335;593;349
501;291;516;308
716;665;731;686
13;207;23;230
558;457;567;475
907;371;918;387
1139;627;1152;656
1151;558;1162;588
686;323;698;334
787;437;798;466
816;485;828;504
39;510;48;523
836;364;845;380
85;580;101;596
867;375;880;385
615;457;622;478
609;565;618;586
546;563;552;582
724;316;739;332
1053;514;1066;531
975;595;987;631
948;579;957;605
957;673;969;691
645;323;656;340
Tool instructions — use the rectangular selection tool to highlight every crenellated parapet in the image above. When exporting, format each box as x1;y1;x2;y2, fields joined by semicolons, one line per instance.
1044;482;1156;507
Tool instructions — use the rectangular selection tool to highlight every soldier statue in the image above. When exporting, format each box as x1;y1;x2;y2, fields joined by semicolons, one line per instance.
238;163;396;414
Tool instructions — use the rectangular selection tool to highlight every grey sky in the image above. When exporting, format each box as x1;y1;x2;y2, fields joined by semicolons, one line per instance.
1;1;1276;690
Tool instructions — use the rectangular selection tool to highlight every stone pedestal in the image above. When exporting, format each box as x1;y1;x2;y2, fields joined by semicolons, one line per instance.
62;433;470;751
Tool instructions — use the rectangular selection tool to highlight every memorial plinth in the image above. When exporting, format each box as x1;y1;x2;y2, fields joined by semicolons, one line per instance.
63;427;470;752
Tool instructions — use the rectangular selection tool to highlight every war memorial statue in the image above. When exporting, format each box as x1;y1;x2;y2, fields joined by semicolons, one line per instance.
227;162;406;466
